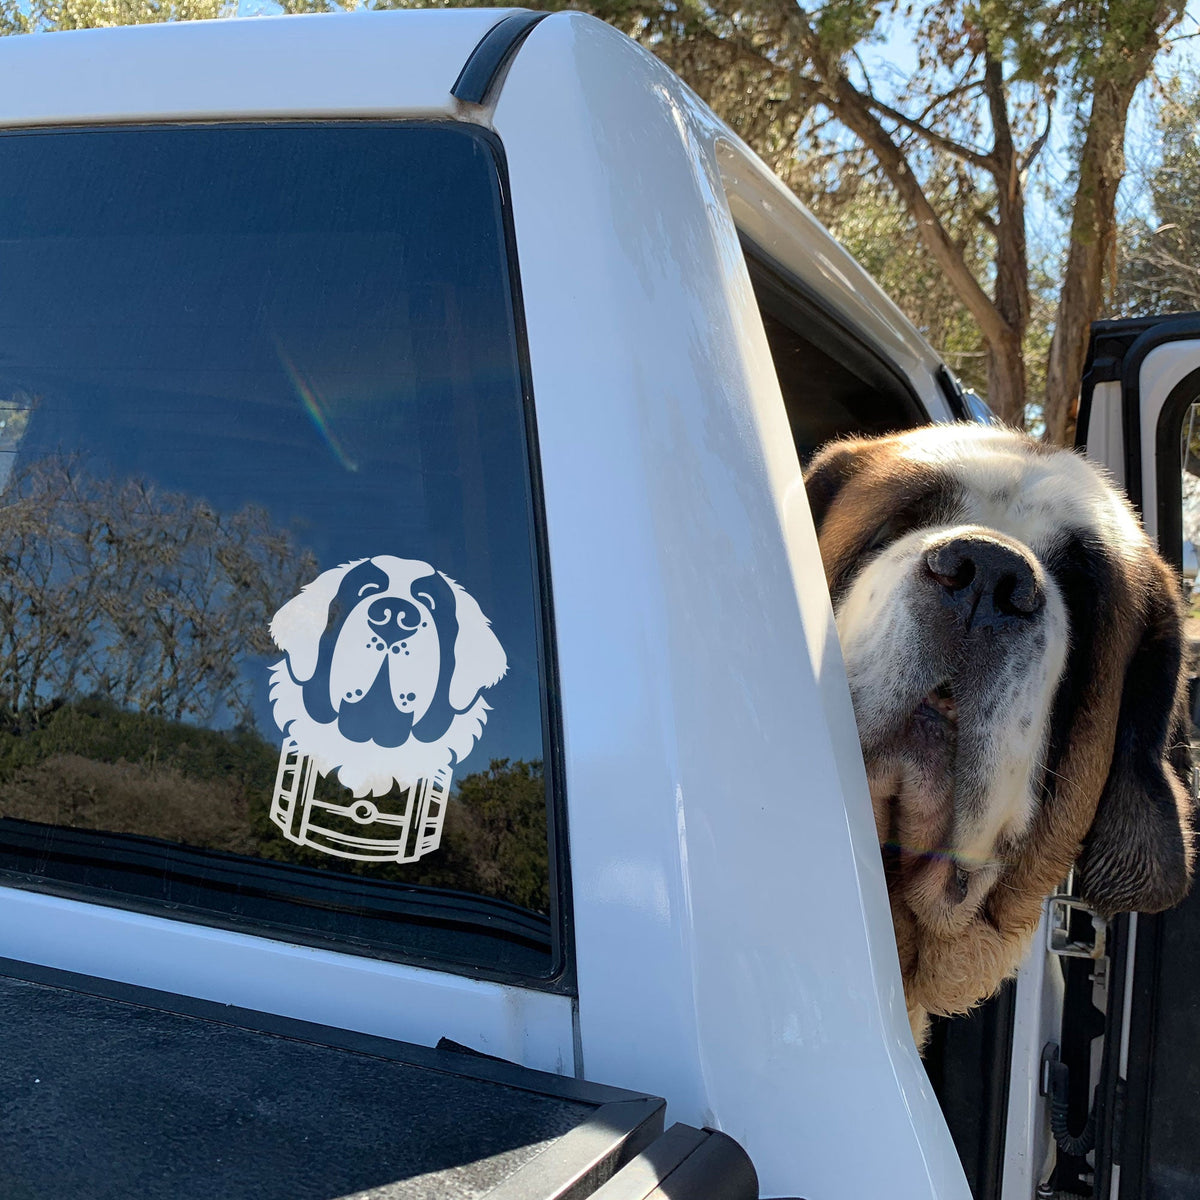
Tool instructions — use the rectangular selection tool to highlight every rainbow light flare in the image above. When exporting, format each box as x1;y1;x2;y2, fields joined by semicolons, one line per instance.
275;339;359;473
881;840;1003;871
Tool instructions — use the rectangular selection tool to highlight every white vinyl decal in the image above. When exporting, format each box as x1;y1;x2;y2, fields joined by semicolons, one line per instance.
267;556;507;863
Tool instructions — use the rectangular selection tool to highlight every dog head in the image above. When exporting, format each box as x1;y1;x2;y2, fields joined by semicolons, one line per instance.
268;556;507;796
806;424;1194;1029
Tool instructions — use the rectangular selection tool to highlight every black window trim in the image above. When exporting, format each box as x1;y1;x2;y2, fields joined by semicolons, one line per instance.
737;233;934;442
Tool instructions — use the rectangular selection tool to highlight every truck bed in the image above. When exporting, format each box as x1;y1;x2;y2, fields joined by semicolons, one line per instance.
0;959;756;1199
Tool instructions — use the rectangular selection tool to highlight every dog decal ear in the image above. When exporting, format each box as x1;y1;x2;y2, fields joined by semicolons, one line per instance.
409;571;507;745
446;575;508;711
803;437;867;533
1078;571;1196;915
270;559;375;685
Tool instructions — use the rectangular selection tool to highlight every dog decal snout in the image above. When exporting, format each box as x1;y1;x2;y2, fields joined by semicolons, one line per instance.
267;556;507;863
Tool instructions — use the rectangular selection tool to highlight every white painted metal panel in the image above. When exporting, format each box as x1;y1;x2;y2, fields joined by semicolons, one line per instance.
1000;908;1064;1200
1085;379;1127;489
1138;339;1200;541
0;12;974;1194
0;10;511;126
0;888;576;1071
497;13;968;1199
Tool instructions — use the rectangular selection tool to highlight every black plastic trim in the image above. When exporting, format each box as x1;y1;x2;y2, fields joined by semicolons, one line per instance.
1152;366;1200;572
485;1098;667;1200
1103;370;1200;1198
452;10;548;105
590;1123;759;1199
738;234;932;431
937;364;970;421
979;981;1017;1200
487;123;578;997
1101;912;1155;1199
590;1124;707;1198
1077;316;1200;1199
921;981;1016;1199
1077;312;1200;510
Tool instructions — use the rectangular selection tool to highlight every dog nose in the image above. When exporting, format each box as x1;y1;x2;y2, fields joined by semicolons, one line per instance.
367;597;422;646
924;534;1043;627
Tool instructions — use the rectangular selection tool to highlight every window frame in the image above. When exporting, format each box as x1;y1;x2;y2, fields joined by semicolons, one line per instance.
0;118;575;996
738;235;934;457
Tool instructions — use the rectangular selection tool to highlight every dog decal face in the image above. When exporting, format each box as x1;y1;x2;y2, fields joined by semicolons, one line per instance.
266;555;507;863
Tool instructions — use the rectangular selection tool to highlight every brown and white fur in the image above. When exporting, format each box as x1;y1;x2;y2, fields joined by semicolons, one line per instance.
805;423;1195;1048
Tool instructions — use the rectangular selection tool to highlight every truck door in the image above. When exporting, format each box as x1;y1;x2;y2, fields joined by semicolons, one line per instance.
1063;313;1200;1200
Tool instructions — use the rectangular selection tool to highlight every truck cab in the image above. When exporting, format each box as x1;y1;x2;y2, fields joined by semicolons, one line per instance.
0;10;1191;1200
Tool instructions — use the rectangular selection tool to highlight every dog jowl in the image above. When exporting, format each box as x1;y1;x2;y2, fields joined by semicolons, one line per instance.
805;423;1196;1048
267;555;508;864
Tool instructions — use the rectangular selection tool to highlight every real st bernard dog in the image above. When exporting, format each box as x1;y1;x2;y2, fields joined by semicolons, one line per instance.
805;423;1196;1048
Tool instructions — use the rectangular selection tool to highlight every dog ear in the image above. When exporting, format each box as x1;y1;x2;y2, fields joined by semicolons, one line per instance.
444;574;508;711
803;437;867;532
1077;568;1196;916
269;562;357;683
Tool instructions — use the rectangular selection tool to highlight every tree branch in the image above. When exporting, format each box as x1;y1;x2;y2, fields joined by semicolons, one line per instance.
1019;105;1053;174
912;69;984;128
771;0;1014;353
862;92;995;173
827;78;1014;351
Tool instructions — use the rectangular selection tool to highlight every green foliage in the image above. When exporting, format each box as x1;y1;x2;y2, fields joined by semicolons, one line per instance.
407;758;550;911
0;694;551;912
1115;73;1200;317
0;693;274;783
813;0;884;59
13;0;231;30
808;172;992;396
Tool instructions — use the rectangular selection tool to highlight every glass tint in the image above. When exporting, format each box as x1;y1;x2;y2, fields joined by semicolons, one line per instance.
0;123;558;979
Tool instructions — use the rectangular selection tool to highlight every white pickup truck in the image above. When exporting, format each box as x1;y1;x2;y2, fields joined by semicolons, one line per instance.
0;10;1196;1200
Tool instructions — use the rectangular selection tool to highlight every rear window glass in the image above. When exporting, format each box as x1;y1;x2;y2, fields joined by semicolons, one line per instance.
0;123;564;983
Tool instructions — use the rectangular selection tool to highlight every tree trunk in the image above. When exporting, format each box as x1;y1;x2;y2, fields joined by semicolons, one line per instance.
986;330;1027;428
1044;4;1183;445
1043;80;1139;444
984;49;1028;429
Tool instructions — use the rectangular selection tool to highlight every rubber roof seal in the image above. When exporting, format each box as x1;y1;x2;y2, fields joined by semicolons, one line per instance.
452;10;549;105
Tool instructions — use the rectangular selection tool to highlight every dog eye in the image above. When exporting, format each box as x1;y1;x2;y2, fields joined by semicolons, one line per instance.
864;518;900;555
357;582;382;599
415;590;435;610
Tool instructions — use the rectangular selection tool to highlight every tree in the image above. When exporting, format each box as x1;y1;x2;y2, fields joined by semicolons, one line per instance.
803;164;993;396
4;0;1180;440
279;0;1180;442
0;453;318;729
634;0;1183;441
1;0;229;32
1115;72;1200;316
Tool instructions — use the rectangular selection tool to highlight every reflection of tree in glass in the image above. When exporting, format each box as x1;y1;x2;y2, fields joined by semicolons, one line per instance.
408;759;549;913
0;459;551;913
0;693;549;912
0;454;318;730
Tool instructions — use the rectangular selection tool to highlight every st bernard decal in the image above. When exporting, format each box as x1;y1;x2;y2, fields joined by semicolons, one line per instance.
267;556;507;863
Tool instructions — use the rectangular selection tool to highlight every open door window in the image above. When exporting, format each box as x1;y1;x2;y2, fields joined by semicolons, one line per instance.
1059;312;1200;1200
